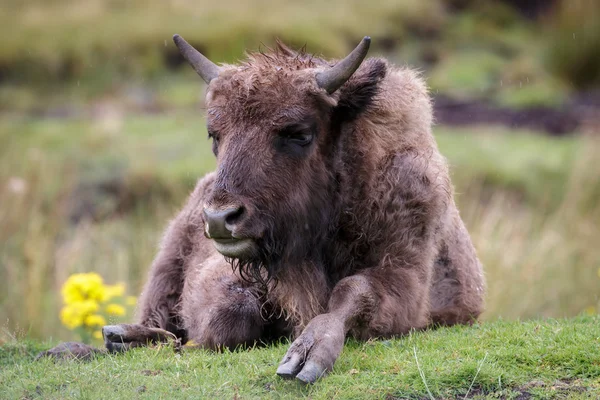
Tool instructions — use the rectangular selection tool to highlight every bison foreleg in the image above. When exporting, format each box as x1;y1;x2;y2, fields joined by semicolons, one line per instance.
277;269;426;383
277;275;377;383
102;324;179;353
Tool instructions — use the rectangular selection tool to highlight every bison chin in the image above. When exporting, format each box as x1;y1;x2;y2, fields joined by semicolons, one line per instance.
212;238;257;259
224;245;279;288
222;223;311;286
220;227;284;286
218;198;331;286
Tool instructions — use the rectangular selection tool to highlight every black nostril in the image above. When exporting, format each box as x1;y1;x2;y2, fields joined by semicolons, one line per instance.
225;206;244;226
203;205;244;239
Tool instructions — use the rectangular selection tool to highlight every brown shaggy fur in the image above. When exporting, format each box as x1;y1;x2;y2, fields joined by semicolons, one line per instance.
136;42;485;344
40;41;484;380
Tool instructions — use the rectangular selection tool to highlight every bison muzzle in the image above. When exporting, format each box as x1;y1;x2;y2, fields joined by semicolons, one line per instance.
39;35;485;384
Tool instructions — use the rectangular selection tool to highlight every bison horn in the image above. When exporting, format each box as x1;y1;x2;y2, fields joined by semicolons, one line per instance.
173;34;221;84
316;36;371;94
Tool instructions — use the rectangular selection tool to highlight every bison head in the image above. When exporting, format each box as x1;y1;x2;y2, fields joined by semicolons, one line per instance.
173;35;384;283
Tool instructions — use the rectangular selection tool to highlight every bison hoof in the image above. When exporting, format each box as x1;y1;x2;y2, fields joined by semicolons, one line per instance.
35;342;105;361
276;313;345;384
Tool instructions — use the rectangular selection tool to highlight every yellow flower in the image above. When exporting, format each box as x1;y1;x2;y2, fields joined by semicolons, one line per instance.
125;296;137;306
61;283;84;305
61;272;106;303
93;330;103;340
60;305;84;329
82;273;106;302
60;298;101;329
61;275;84;305
60;273;130;333
84;314;107;327
79;299;100;314
105;304;126;316
103;283;125;302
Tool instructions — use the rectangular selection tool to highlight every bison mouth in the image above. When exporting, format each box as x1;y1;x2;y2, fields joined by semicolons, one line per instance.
212;237;257;259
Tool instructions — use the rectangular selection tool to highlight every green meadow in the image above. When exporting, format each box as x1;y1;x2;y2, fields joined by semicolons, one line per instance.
2;317;600;399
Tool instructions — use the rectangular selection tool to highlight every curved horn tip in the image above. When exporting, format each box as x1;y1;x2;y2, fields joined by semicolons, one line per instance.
171;33;221;84
172;34;191;51
316;36;372;94
357;36;371;52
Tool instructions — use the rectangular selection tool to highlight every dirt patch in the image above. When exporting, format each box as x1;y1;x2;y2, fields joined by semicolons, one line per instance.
10;88;600;137
141;369;161;376
433;93;600;136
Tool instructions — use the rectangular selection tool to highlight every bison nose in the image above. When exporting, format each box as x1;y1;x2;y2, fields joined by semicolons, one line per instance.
203;206;244;239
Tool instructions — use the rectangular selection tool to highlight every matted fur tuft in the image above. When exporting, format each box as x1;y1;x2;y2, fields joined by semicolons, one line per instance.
241;41;321;72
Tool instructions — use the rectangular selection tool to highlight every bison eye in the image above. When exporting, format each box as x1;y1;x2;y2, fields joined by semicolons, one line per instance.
282;131;313;147
277;123;315;150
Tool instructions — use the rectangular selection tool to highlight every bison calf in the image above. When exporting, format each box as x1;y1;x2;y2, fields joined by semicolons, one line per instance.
42;36;485;383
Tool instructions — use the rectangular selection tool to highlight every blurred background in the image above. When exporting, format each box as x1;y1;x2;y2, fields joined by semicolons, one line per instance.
1;0;599;342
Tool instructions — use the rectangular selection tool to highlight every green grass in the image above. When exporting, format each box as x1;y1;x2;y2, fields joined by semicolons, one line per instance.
428;50;507;99
435;126;581;207
2;316;599;399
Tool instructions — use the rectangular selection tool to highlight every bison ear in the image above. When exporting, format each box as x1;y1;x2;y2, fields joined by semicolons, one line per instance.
332;58;387;122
